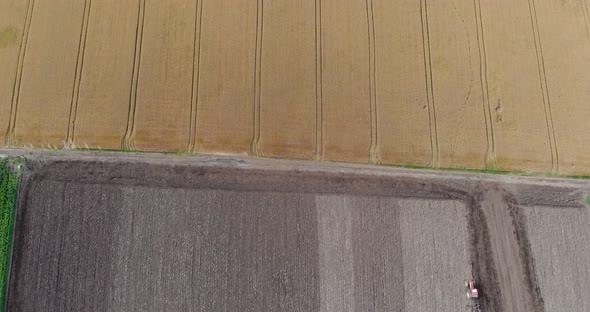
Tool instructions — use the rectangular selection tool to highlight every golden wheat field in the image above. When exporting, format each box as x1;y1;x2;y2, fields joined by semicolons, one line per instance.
1;0;590;174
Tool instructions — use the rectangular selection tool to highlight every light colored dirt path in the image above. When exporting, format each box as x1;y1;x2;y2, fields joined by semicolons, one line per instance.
524;206;590;312
481;189;535;312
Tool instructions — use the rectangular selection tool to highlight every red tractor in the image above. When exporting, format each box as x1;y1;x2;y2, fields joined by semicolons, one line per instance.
465;279;479;299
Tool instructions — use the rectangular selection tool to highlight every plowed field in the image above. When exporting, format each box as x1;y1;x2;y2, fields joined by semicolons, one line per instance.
4;151;589;311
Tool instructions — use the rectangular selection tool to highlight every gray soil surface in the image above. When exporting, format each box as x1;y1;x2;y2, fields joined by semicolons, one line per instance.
398;199;470;312
2;149;589;311
524;206;590;312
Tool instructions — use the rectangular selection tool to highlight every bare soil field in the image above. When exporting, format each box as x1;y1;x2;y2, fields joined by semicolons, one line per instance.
3;150;589;311
399;199;470;311
1;1;590;174
524;206;590;312
10;161;472;311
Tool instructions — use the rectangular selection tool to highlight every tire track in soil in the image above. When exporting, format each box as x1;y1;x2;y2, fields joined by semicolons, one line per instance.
467;189;502;312
468;184;544;312
506;191;545;312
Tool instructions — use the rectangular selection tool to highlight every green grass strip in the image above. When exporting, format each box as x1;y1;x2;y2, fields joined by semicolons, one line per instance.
0;158;21;311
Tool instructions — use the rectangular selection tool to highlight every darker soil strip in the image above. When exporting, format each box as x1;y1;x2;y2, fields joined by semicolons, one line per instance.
507;196;545;312
468;183;546;312
467;186;502;312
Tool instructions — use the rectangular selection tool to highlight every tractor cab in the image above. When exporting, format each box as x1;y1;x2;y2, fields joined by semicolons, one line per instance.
465;279;479;299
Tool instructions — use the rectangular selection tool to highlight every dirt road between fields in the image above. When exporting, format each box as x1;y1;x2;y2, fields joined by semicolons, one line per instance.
480;189;535;311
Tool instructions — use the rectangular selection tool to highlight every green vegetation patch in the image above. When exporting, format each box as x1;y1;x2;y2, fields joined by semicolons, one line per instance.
0;158;22;311
0;26;18;49
380;161;539;177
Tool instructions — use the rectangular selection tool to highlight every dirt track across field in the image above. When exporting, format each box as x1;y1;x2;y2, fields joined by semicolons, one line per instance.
479;189;535;311
2;149;589;311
